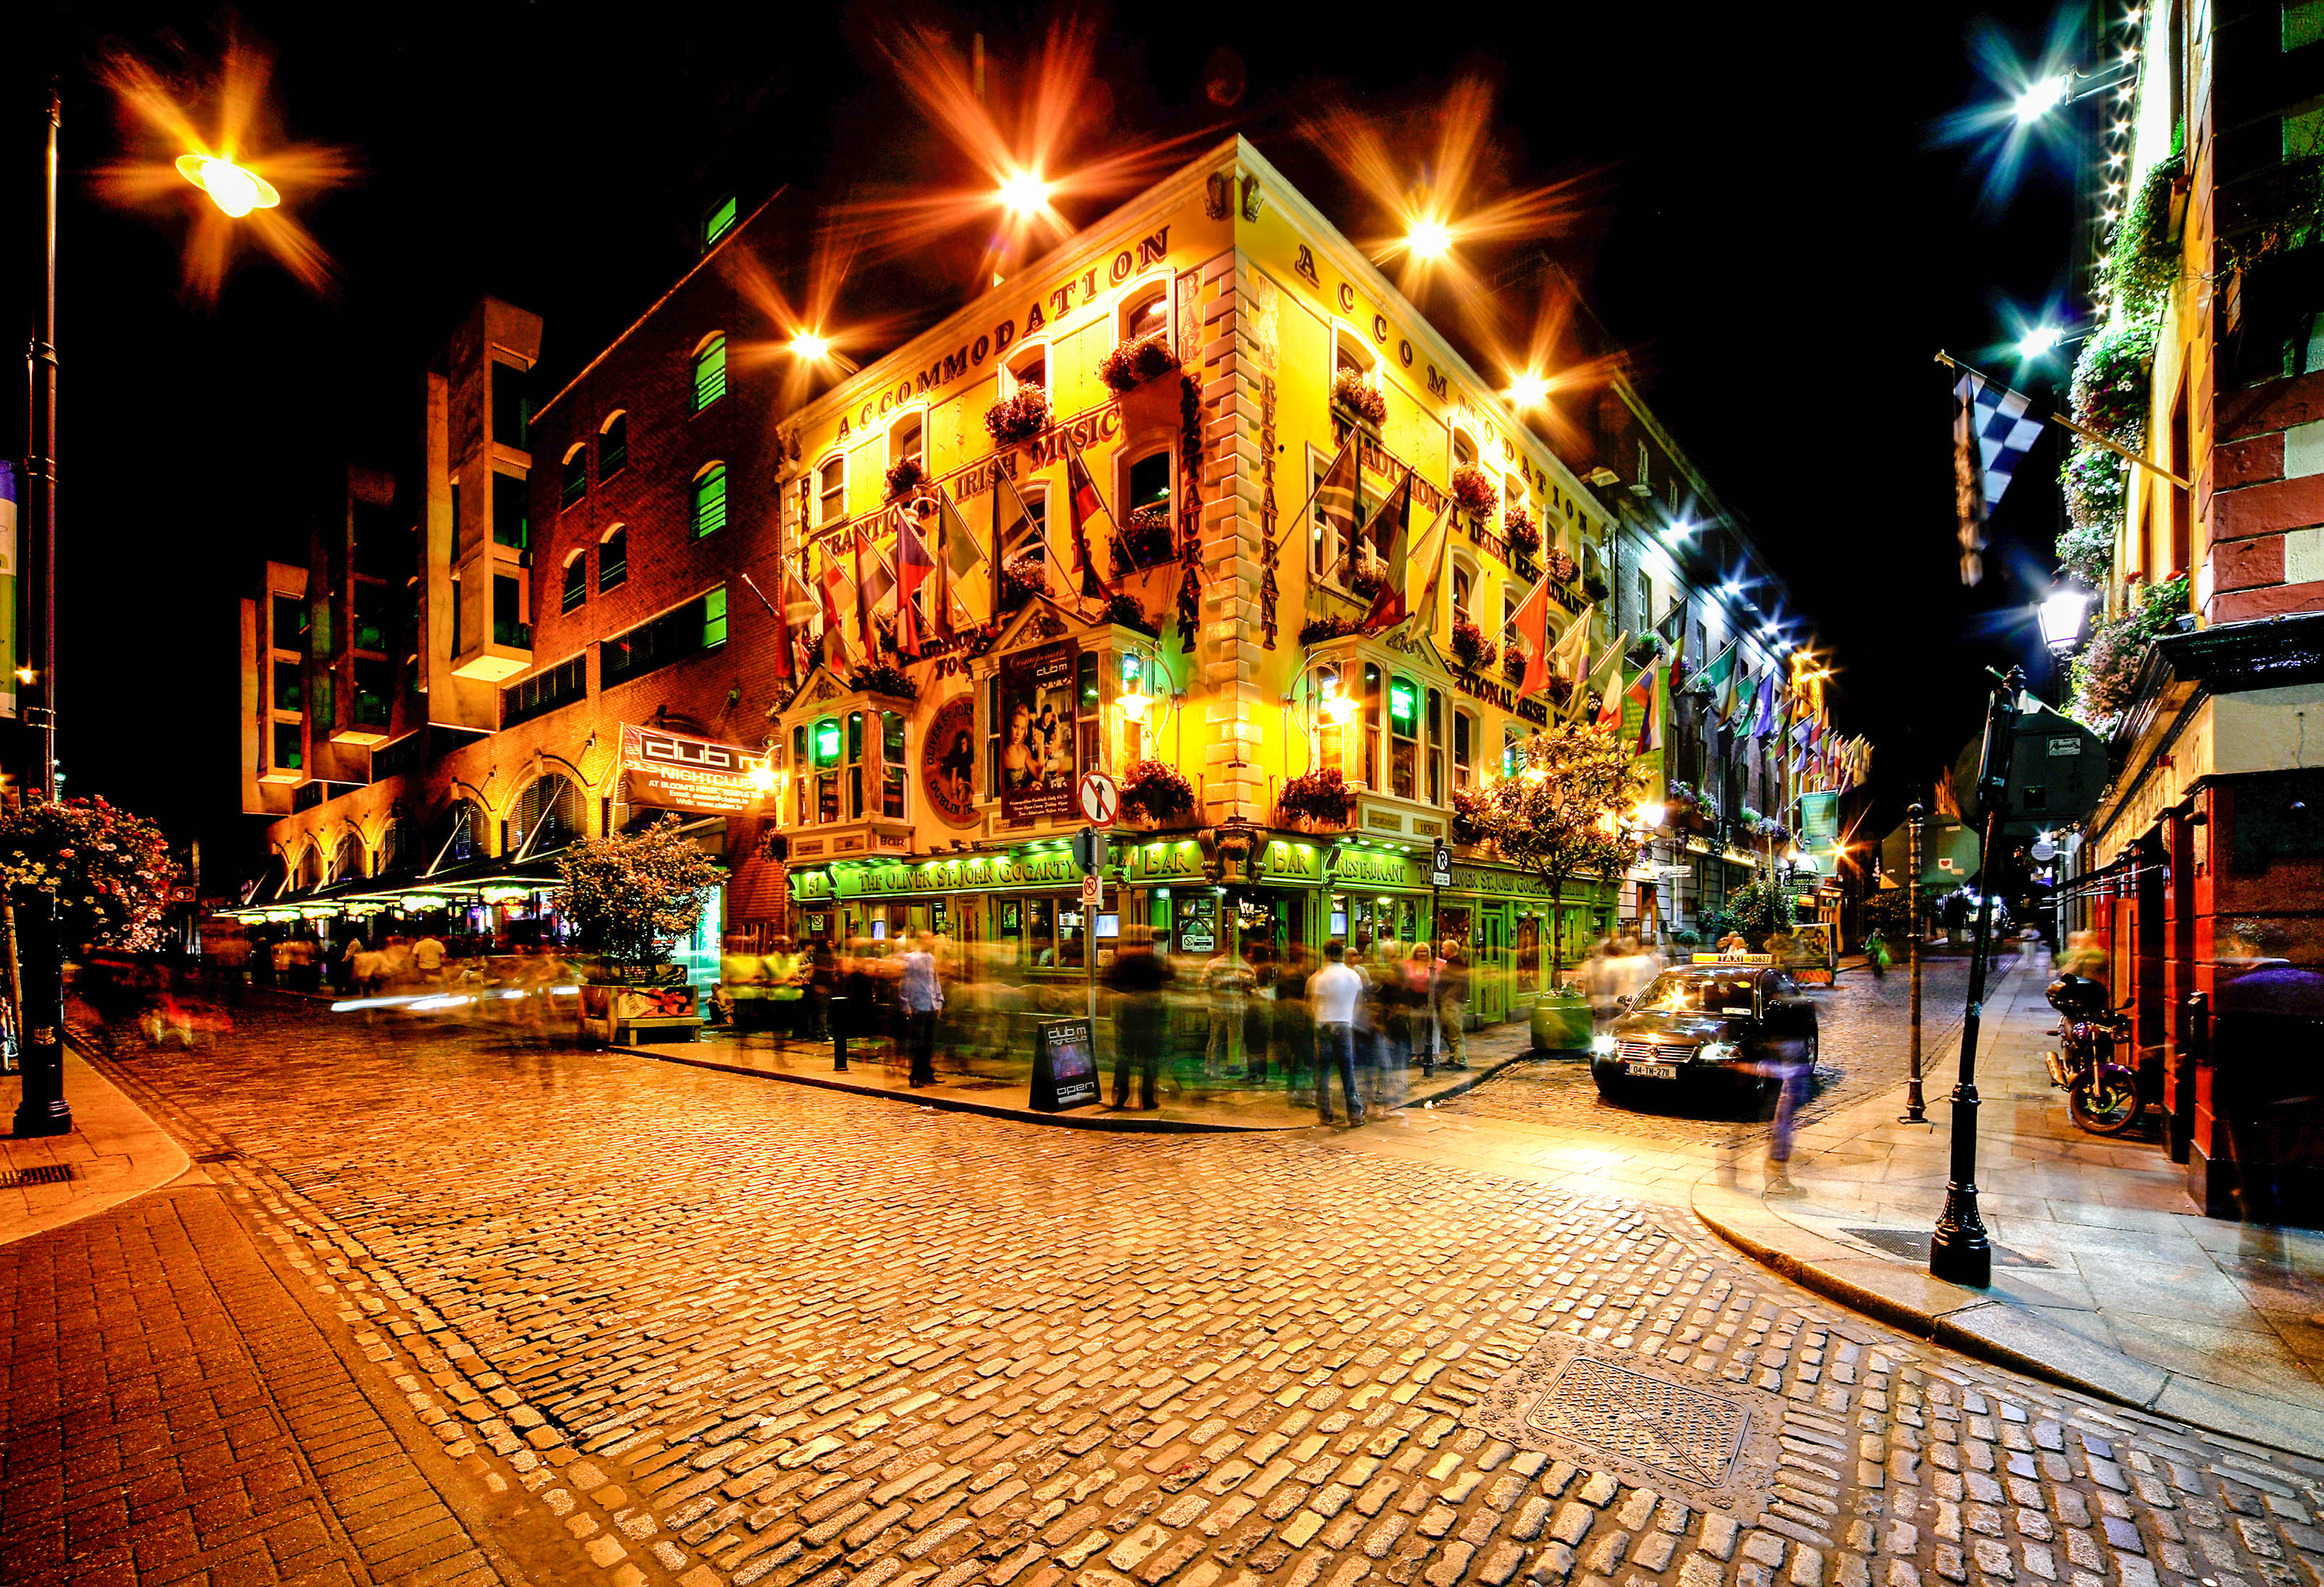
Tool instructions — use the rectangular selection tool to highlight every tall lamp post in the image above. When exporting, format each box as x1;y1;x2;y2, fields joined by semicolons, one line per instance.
1899;802;1928;1125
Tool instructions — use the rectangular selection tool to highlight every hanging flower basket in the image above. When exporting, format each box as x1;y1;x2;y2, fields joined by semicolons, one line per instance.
1450;464;1497;520
985;385;1050;448
1000;552;1049;612
1347;546;1389;600
1546;549;1579;584
1501;646;1527;683
1451;616;1497;672
1278;768;1355;831
1502;503;1540;559
883;457;928;502
1119;504;1175;570
1329;368;1388;427
1121;759;1196;827
1298;614;1365;647
1099;333;1180;394
1105;593;1160;637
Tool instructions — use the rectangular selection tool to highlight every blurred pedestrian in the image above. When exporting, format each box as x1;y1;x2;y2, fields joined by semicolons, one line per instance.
1276;944;1316;1100
412;931;447;990
1405;942;1439;1079
1309;939;1364;1126
1581;938;1620;1030
1203;944;1253;1079
1243;945;1276;1084
1105;925;1171;1110
333;933;361;997
900;931;943;1086
1435;941;1470;1070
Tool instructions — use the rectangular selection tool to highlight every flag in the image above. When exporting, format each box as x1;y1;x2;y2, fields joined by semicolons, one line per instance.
819;549;858;673
783;564;820;677
1545;603;1594;698
1750;670;1778;738
1655;598;1686;666
1592;649;1626;732
1358;472;1418;633
1626;659;1662;754
1308;442;1360;575
893;510;936;656
1063;430;1115;601
854;518;893;646
1510;576;1552;696
1397;506;1454;645
934;484;987;631
1952;369;2044;586
1693;641;1736;703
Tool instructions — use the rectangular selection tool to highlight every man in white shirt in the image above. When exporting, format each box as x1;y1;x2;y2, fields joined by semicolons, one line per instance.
899;933;945;1086
1308;940;1365;1126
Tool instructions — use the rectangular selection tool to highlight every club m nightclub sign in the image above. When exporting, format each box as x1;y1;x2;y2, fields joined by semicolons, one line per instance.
621;724;761;816
831;228;1175;440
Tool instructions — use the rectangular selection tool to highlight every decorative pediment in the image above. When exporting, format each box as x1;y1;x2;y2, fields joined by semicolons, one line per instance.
990;595;1086;654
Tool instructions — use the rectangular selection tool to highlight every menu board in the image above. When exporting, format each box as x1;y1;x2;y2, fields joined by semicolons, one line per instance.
1032;1017;1100;1111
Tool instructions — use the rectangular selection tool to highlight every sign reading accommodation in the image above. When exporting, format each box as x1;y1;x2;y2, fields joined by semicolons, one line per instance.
622;723;760;815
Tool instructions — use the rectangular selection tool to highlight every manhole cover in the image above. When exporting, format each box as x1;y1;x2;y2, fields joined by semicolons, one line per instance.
1464;1335;1782;1518
1840;1226;2052;1269
4;1163;78;1186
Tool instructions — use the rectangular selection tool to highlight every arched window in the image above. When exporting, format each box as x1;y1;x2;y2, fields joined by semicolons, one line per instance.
1389;675;1420;799
562;549;588;614
692;463;727;539
1334;326;1376;377
292;842;325;892
599;524;627;591
331;832;364;883
428;800;484;868
1118;281;1170;348
1004;341;1047;395
1450;561;1474;620
816;454;846;526
1123;449;1171;569
561;445;588;508
888;411;924;472
1452;427;1478;469
692;333;727;413
510;774;584;857
1425;688;1444;805
1000;484;1047;575
599;411;627;479
377;818;410;877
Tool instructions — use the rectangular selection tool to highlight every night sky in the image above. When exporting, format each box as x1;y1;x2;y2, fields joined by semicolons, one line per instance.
5;2;2097;888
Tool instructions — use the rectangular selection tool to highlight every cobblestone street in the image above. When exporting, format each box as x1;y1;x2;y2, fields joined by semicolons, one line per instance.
9;991;2323;1587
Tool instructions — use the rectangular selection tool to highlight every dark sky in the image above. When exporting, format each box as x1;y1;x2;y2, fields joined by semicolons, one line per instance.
6;1;2098;885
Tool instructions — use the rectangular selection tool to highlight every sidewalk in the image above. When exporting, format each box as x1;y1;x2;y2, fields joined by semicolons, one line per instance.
3;1046;193;1249
1693;941;2324;1457
625;1017;1541;1130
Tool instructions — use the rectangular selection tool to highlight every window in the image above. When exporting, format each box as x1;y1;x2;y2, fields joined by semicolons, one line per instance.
1076;651;1102;774
1452;565;1473;620
272;594;309;654
351;500;398;579
1119;281;1169;347
792;724;810;826
600;587;727;688
1635;570;1652;633
1425;688;1444;805
1637;441;1650;489
1504;725;1524;779
846;711;865;820
1389;675;1419;799
502;653;587;727
561;445;588;508
272;658;303;711
889;411;924;471
352;657;391;730
1126;451;1171;513
599;525;627;591
449;476;463;543
881;710;906;818
1311;448;1363;578
1001;482;1048;567
693;333;728;413
311;671;334;732
1334;326;1376;376
492;362;529;450
493;471;529;552
493;574;528;649
1004;343;1047;394
450;574;462;656
693;463;728;538
1454;429;1478;469
273;722;303;771
599;413;627;479
562;552;588;614
1453;711;1475;790
703;194;738;251
352;583;389;653
1362;663;1383;790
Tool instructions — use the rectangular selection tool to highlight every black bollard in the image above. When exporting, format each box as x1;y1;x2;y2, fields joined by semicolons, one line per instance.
831;993;849;1071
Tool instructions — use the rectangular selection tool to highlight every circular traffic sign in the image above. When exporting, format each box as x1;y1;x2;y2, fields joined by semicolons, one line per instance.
1078;771;1119;826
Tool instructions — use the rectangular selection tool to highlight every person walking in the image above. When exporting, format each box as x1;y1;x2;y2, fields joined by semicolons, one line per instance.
899;931;943;1086
1243;946;1276;1085
1308;940;1364;1126
1435;941;1470;1070
1105;925;1172;1110
1202;944;1253;1079
1369;937;1410;1110
412;931;447;991
1275;943;1316;1103
1405;942;1439;1079
1580;938;1619;1031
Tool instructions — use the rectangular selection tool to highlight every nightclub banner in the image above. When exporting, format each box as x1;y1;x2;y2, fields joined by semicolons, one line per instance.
998;641;1077;821
622;723;760;815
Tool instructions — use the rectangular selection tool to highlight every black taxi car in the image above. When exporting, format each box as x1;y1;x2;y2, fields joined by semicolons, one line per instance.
1587;959;1819;1108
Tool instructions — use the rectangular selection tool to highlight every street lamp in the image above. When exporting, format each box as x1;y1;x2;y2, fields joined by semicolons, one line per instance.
789;330;831;362
175;153;280;218
2037;586;2091;653
1406;218;1452;260
2012;74;2071;124
999;168;1052;217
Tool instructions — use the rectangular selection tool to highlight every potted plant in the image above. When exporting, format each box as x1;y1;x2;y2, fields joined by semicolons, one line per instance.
1724;877;1796;951
1582;566;1610;600
555;818;724;1045
1346;544;1389;600
0;796;176;955
1329;368;1388;428
1000;551;1049;612
1450;615;1497;672
1501;646;1527;684
1102;333;1184;455
1298;613;1365;647
1120;759;1196;828
1450;464;1496;522
1450;785;1494;848
1120;503;1175;570
1278;767;1356;832
1503;502;1540;562
984;385;1050;448
1105;593;1160;637
884;457;928;503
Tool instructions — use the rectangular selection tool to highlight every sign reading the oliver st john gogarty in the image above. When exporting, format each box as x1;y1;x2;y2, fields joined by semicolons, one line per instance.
622;723;760;815
922;694;979;827
1000;641;1076;822
1032;1017;1100;1112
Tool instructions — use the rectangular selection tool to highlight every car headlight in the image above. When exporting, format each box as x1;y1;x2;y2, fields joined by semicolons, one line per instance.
1590;1033;1618;1057
1699;1040;1741;1064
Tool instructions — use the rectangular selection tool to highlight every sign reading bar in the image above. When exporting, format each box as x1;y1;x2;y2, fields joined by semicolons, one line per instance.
622;723;760;814
1032;1017;1101;1111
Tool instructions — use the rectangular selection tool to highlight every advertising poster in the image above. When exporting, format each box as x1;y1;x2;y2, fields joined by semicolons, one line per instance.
998;641;1076;821
622;723;760;814
922;693;979;827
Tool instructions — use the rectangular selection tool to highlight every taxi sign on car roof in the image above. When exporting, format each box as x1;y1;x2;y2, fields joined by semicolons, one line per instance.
1690;953;1774;966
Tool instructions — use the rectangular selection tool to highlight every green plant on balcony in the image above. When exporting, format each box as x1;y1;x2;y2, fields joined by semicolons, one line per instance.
2068;572;2190;732
2103;155;2182;318
2059;442;2126;587
2071;318;2160;444
1346;543;1389;600
984;385;1050;448
1450;785;1495;847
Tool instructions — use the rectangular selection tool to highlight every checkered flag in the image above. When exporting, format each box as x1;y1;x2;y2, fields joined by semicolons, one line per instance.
1952;370;2043;586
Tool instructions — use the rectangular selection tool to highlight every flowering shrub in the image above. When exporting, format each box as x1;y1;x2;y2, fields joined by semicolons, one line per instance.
984;385;1050;447
2071;319;2160;442
1329;368;1387;425
1346;544;1389;599
1000;552;1049;609
1298;614;1365;646
1105;594;1159;636
1450;616;1498;672
1099;333;1180;393
1546;549;1579;583
0;797;176;953
1279;768;1356;829
1450;464;1497;519
1725;878;1796;942
1451;786;1494;846
1503;503;1540;559
2070;573;2190;731
2104;156;2182;317
1121;759;1195;824
1120;504;1175;569
554;818;724;970
883;456;927;502
2061;442;2126;576
1502;646;1527;683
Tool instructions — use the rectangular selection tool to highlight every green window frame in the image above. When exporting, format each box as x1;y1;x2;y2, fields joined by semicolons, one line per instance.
599;526;627;591
703;195;738;250
562;447;588;508
562;555;588;614
693;335;728;413
692;463;728;538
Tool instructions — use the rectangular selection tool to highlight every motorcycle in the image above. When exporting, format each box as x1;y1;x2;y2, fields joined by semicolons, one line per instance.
2043;973;2144;1135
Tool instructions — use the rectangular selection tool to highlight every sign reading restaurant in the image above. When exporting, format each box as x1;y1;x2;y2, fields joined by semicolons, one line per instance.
622;723;762;816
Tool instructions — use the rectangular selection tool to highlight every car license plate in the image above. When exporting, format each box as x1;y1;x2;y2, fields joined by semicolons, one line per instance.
1625;1061;1678;1079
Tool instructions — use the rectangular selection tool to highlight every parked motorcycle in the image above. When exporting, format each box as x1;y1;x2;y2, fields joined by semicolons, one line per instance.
2043;973;2144;1134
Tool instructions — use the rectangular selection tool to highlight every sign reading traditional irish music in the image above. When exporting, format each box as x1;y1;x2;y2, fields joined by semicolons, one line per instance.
622;723;760;815
922;694;979;827
999;641;1077;821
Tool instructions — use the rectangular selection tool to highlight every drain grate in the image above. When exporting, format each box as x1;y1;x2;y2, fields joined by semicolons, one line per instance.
1840;1225;2053;1270
4;1163;78;1187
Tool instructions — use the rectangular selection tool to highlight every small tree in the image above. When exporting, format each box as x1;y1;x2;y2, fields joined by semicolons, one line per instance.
554;818;724;971
1481;724;1648;981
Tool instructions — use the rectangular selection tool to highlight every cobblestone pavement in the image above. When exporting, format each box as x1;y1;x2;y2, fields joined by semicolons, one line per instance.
19;991;2324;1587
1436;955;1989;1147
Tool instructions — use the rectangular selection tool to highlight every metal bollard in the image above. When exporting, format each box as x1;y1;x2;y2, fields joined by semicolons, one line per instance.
2171;991;2206;1164
830;993;849;1071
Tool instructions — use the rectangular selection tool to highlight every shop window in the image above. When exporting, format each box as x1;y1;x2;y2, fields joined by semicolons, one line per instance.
846;711;865;820
1005;342;1047;395
693;333;728;413
1453;710;1474;790
1425;688;1444;805
817;454;846;526
599;411;627;479
1362;663;1382;790
814;716;841;824
1389;676;1419;800
493;471;529;552
889;411;924;472
599;525;627;591
562;551;588;614
1119;281;1170;348
881;710;906;819
693;463;729;538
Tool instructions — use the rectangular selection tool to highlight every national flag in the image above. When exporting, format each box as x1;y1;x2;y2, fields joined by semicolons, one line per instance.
819;550;857;673
1750;670;1778;738
1510;576;1553;696
933;484;987;632
1626;659;1662;754
1397;506;1454;645
1307;442;1360;576
1592;648;1626;732
1358;471;1418;634
893;510;937;656
782;564;820;677
1545;604;1594;699
1693;641;1736;703
1654;597;1686;666
1063;430;1115;601
1952;369;2044;586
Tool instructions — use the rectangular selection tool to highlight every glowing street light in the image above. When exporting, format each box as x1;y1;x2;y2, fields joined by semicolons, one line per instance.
173;153;280;218
998;168;1052;217
2013;74;2071;124
790;330;832;362
2016;323;2064;359
2037;586;2092;653
1506;372;1551;408
1407;218;1453;260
